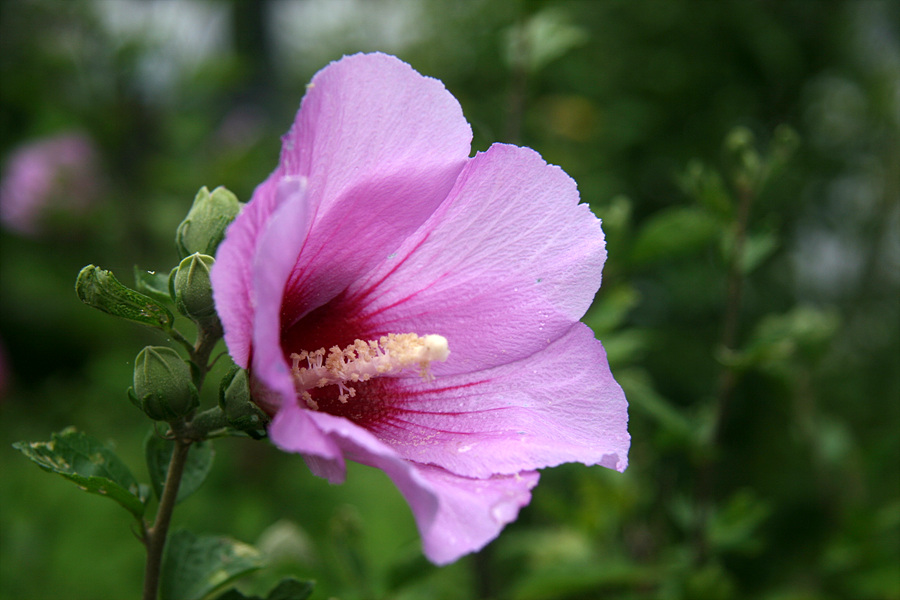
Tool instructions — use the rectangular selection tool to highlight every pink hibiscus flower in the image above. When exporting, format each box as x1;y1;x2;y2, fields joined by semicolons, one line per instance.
211;53;629;565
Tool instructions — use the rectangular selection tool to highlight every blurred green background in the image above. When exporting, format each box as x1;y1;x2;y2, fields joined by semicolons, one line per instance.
1;1;898;598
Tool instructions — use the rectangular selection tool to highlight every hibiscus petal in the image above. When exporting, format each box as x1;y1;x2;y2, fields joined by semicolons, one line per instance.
280;52;471;215
269;409;538;565
277;53;473;325
414;465;539;565
248;177;315;411
216;52;472;373
269;401;345;483
341;143;607;374
271;409;439;531
212;176;309;368
365;322;630;478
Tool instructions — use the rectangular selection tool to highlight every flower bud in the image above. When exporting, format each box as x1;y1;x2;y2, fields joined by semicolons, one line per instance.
171;253;217;323
130;346;199;421
219;366;268;437
175;186;241;258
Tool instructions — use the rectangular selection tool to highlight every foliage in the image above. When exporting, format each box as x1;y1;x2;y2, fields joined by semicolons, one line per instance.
1;1;897;599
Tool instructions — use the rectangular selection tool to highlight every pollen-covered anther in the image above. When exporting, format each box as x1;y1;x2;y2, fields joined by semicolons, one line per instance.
289;333;449;408
301;390;318;411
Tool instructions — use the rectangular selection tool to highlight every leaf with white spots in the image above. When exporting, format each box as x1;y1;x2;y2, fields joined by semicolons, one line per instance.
13;427;147;519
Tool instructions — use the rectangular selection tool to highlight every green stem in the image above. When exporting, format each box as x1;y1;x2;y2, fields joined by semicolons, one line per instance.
142;437;192;600
167;327;195;356
184;406;230;439
694;181;756;565
712;182;754;442
191;320;223;373
504;11;529;144
141;318;223;598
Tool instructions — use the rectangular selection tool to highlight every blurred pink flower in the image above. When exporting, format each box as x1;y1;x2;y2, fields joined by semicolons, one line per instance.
0;132;101;235
212;53;629;564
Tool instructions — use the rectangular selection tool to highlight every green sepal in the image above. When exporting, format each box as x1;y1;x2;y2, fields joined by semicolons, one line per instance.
12;428;147;519
144;432;214;504
214;578;314;600
76;265;174;330
160;530;264;600
219;365;269;438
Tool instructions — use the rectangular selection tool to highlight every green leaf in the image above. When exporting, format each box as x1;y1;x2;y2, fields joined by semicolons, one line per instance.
213;578;314;600
145;432;214;504
584;285;640;334
134;266;175;305
630;206;721;265
708;489;772;554
13;428;146;519
720;229;779;274
212;590;254;600
266;579;314;600
161;530;264;600
678;159;732;218
598;329;651;366
614;368;695;442
76;265;174;330
510;559;659;600
739;231;779;274
504;7;588;73
725;305;841;373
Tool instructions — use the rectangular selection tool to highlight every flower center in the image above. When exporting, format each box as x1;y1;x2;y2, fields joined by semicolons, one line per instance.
290;333;449;410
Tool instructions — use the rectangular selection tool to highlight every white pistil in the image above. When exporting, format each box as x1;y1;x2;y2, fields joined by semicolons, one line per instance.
290;333;449;408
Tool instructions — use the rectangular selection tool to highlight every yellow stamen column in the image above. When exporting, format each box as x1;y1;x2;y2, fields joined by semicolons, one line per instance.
290;333;450;409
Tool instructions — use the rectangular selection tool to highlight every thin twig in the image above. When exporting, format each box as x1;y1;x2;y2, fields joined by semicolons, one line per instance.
694;181;755;565
505;16;529;144
712;182;754;442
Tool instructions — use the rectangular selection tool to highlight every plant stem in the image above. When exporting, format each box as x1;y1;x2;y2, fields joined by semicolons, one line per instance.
142;319;222;598
694;181;756;565
191;320;223;373
167;327;195;356
142;437;192;600
712;182;754;442
505;14;529;145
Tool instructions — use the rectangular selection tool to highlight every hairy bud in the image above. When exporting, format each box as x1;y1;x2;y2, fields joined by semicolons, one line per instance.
219;366;268;437
175;186;241;258
130;346;199;421
171;253;218;324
